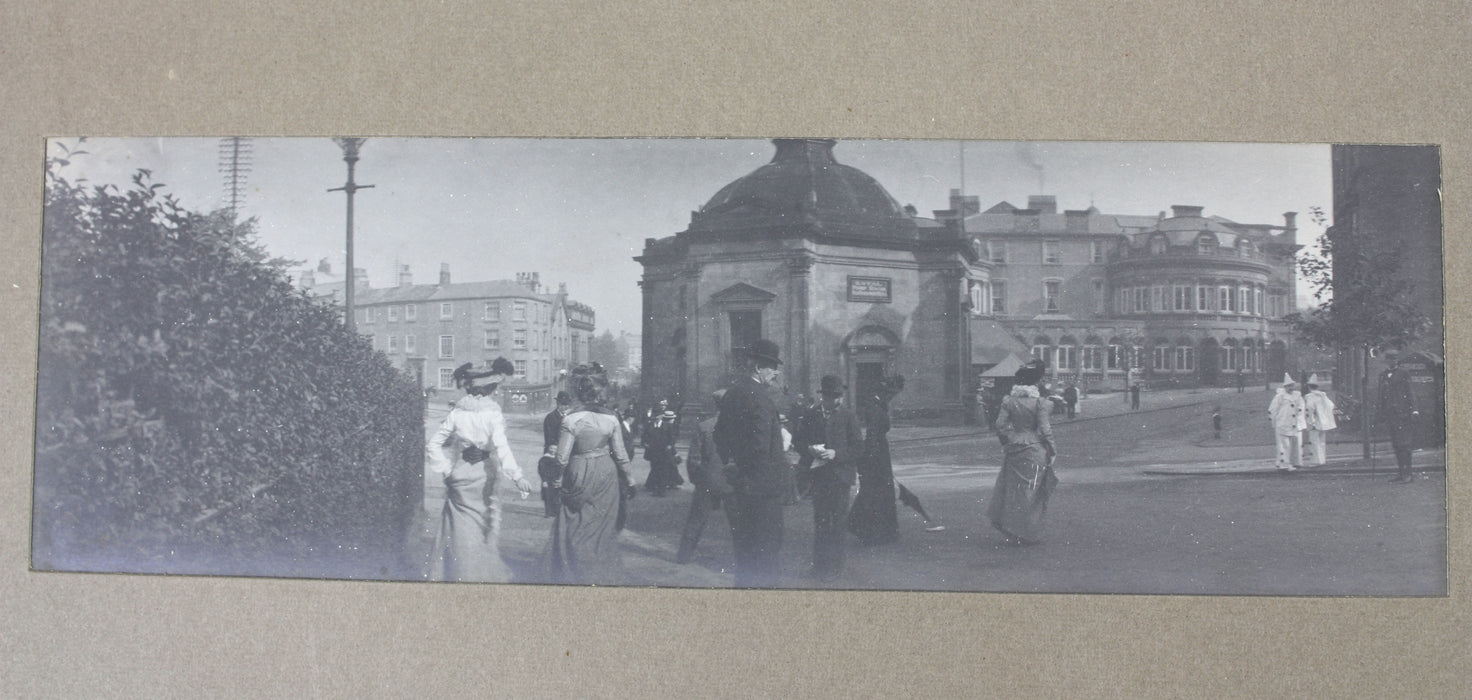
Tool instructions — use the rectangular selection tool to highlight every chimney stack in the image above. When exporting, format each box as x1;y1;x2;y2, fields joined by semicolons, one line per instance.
1170;205;1205;218
353;267;368;291
317;258;331;274
1027;195;1057;214
1283;211;1298;232
398;264;412;288
439;263;451;286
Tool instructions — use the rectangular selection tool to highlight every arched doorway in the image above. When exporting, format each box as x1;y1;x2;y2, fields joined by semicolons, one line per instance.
1268;340;1288;380
845;325;900;404
1199;337;1221;386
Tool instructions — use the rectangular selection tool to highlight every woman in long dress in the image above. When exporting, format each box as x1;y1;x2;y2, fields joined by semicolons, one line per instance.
425;359;533;582
848;376;904;545
987;360;1058;545
544;364;634;584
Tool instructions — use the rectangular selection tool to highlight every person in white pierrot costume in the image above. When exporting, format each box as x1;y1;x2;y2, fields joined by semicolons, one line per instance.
1302;374;1338;467
1268;374;1308;472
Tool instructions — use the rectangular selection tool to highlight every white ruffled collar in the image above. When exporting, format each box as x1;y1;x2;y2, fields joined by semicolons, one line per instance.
456;394;500;411
1010;384;1040;399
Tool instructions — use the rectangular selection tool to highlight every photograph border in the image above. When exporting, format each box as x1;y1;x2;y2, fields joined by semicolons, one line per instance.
2;3;1467;697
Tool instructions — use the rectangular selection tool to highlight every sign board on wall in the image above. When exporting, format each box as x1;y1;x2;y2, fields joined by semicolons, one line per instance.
847;276;892;303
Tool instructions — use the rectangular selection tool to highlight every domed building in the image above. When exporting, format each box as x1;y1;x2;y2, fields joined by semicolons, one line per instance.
637;139;1303;422
636;138;990;418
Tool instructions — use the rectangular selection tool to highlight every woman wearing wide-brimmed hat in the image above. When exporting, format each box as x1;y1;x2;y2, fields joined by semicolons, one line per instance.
987;359;1058;545
847;375;905;546
544;363;635;583
425;358;533;582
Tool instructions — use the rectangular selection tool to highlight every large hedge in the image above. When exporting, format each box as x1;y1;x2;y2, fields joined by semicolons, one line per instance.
34;151;425;579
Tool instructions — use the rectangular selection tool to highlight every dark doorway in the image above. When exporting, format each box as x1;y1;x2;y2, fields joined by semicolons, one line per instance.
729;310;762;354
1199;337;1220;386
855;362;885;404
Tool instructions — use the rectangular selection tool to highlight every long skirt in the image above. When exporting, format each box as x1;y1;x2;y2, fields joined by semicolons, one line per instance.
986;444;1057;544
848;432;899;545
644;454;684;491
544;453;624;584
428;460;511;583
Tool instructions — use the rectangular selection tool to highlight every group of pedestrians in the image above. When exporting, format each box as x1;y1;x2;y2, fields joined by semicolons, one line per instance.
421;342;1064;587
1268;373;1338;472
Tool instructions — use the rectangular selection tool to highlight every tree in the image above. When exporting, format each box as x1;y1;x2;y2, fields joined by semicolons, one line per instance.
1286;207;1431;352
1285;206;1431;457
589;329;626;369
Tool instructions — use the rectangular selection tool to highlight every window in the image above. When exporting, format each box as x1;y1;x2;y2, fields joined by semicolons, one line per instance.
1198;236;1214;255
1091;240;1106;263
1057;345;1076;370
729;310;762;353
1107;344;1123;370
1153;346;1167;371
1199;286;1211;312
513;329;527;349
513;301;527;322
1082;345;1100;370
1133;287;1145;313
1255;288;1263;316
438;335;454;358
404;304;416;321
439;302;453;320
484;302;500;321
1150;237;1167;255
990;281;1007;314
1174;285;1190;311
1093;280;1106;313
387;306;398;322
363;308;375;325
1044;240;1062;264
988;240;1008;264
388;335;399;353
514;360;527;378
1044;280;1061;313
1239;287;1250;314
1219;287;1231;312
1175;347;1194;371
484;329;499;349
405;334;416;354
1031;345;1049;362
1151;286;1163;313
438;367;456;390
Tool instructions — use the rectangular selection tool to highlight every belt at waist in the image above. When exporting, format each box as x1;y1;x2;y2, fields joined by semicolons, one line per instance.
571;449;610;458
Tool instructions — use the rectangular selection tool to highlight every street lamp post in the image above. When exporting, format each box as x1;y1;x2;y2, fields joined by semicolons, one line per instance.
329;137;374;333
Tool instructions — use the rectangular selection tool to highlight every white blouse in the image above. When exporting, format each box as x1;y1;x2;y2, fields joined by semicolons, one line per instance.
425;394;524;481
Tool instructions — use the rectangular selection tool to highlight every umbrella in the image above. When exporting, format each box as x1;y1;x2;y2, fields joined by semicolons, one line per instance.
897;481;944;531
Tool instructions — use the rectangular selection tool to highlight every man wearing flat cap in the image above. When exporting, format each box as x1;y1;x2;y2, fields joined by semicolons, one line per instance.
714;338;788;587
793;374;864;582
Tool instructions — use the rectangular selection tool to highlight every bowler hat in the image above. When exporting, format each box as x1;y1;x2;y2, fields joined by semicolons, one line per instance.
742;338;783;366
555;391;572;405
819;375;846;396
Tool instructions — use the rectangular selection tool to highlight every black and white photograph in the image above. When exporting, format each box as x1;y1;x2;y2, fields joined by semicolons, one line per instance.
33;137;1446;595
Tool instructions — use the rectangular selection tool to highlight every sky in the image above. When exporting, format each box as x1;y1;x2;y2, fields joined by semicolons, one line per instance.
47;138;1332;334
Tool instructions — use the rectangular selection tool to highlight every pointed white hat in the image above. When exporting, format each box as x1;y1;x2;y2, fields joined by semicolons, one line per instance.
1282;373;1297;385
1307;373;1320;385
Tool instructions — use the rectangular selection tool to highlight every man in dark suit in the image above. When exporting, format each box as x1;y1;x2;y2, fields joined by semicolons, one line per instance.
676;388;731;564
793;375;864;582
713;338;787;588
1378;350;1421;484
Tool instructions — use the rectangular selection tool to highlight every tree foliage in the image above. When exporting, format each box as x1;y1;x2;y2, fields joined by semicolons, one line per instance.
35;146;424;577
1285;206;1430;351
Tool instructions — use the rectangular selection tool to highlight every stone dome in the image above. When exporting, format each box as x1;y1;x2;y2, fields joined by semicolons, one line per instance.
686;139;918;239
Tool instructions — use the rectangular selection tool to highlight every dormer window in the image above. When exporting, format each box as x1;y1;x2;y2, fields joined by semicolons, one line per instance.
1150;236;1167;255
1197;235;1215;256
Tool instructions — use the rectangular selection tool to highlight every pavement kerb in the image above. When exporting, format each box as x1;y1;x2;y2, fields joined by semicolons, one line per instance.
887;390;1232;446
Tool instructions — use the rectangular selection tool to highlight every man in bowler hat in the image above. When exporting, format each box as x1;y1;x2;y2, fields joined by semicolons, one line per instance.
793;375;864;582
713;338;788;587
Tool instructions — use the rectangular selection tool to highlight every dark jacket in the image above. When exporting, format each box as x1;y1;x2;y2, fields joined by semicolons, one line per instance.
542;408;564;453
1378;367;1418;430
714;374;787;499
686;416;732;494
793;401;865;486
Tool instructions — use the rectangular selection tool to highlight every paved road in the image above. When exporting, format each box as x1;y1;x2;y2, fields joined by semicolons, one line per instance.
413;389;1447;595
